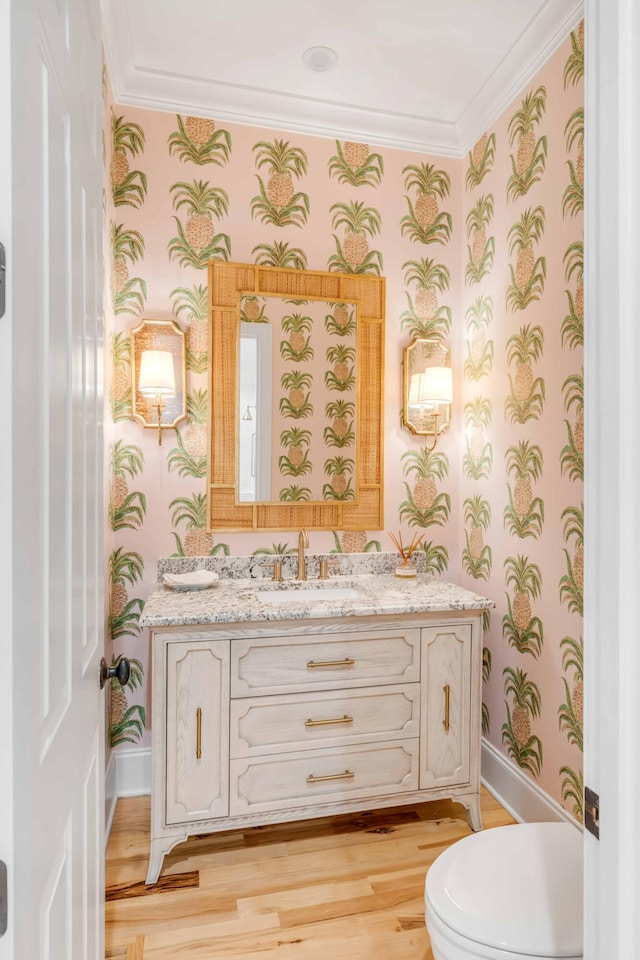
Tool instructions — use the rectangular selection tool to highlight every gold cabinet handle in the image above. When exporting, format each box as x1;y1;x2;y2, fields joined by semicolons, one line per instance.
307;657;355;669
196;707;202;759
305;714;354;727
306;769;355;784
443;684;450;732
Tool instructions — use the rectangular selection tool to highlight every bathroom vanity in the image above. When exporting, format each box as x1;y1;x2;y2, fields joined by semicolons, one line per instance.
139;569;492;884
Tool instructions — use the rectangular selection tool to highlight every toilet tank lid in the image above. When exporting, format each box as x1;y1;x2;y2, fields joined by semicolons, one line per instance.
425;822;583;957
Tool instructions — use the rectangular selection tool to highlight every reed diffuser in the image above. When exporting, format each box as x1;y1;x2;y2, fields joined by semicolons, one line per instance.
388;530;424;578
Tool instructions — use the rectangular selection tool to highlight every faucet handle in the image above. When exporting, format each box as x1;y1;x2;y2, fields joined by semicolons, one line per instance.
318;558;340;580
260;559;283;582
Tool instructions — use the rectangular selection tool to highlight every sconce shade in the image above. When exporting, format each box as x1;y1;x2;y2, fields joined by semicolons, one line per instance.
138;350;176;397
421;366;452;404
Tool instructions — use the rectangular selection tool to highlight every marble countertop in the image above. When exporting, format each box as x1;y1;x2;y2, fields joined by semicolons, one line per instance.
139;573;494;628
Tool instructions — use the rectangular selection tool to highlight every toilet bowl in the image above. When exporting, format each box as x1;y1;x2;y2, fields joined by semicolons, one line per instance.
425;822;583;960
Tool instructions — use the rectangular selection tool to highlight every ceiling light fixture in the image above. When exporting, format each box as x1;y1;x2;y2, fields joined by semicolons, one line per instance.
302;46;339;73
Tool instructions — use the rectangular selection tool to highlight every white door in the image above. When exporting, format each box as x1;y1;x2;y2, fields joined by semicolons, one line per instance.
584;0;640;955
0;0;105;957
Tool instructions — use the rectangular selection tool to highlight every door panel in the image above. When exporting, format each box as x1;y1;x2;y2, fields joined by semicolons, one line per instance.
6;0;104;956
166;642;230;825
420;624;471;789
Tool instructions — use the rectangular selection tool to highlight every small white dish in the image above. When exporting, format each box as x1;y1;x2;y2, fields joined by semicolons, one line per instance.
163;570;219;591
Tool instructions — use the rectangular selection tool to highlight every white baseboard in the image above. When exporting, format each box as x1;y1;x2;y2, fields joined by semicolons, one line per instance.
481;738;581;829
114;745;152;797
104;746;152;842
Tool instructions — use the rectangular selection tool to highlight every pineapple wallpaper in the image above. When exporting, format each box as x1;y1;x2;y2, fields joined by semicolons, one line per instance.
265;296;357;502
103;84;462;748
460;26;584;819
104;24;583;822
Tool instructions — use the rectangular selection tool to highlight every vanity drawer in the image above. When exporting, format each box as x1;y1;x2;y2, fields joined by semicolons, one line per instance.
229;740;419;815
230;683;420;757
230;628;421;696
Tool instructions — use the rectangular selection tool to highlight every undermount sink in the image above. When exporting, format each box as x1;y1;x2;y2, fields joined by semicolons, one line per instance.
255;587;363;604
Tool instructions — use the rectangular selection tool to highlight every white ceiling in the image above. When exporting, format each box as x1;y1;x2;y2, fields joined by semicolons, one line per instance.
102;0;583;157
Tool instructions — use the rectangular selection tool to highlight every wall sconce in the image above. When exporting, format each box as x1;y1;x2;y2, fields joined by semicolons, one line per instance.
131;318;187;445
403;337;452;448
242;404;257;421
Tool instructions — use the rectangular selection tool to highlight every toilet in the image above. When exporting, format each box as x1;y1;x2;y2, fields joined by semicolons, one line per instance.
425;822;583;960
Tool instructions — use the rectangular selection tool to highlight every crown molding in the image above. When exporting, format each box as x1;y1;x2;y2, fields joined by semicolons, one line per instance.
102;0;583;158
457;0;584;154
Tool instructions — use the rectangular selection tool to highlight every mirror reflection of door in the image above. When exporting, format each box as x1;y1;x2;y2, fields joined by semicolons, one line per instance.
238;296;358;503
239;322;272;501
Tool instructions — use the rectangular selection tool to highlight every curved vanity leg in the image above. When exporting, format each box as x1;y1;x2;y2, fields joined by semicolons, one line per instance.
146;833;188;886
458;792;483;832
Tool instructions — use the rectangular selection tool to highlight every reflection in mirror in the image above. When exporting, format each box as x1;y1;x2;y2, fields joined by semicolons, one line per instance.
238;323;272;501
238;295;357;503
402;338;451;438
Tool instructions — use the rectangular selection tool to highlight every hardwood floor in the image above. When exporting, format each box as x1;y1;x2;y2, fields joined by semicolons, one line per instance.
105;788;514;959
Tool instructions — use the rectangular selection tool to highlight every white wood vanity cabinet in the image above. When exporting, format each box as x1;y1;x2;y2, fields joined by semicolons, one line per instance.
146;611;483;884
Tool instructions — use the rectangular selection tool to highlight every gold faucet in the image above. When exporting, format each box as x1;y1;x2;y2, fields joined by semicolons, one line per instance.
297;529;309;580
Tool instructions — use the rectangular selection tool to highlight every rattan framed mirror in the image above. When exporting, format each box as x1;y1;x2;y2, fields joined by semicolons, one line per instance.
207;261;385;532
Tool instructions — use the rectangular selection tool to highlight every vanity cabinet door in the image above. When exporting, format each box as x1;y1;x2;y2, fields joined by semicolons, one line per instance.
166;640;230;825
420;624;472;790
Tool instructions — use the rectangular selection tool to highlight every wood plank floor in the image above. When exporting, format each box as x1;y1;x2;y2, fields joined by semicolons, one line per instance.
105;788;514;959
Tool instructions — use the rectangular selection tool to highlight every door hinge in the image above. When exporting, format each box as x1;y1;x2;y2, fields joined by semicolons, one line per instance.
0;243;6;319
585;786;599;839
0;859;7;937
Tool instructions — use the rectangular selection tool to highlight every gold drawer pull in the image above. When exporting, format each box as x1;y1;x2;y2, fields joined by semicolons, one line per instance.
307;657;355;669
305;714;354;727
196;707;202;759
443;684;450;732
306;769;355;784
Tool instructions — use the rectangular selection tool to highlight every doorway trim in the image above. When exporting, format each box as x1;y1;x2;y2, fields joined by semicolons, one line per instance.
584;0;640;954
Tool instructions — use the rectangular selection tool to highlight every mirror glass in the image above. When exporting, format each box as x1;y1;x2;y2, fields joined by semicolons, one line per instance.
238;295;357;503
402;338;451;437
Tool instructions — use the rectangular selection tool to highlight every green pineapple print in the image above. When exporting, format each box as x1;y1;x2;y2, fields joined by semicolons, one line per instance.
400;163;452;245
506;87;547;201
501;667;543;777
462;495;492;580
109;441;146;532
110;112;147;209
328;201;383;275
251;139;309;227
400;258;452;339
328;141;384;187
503;441;544;539
503;555;544;658
168;115;231;165
168;179;231;268
466;133;496;190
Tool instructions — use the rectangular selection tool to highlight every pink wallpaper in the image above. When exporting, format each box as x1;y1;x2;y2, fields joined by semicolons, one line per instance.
104;25;583;822
459;28;584;818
